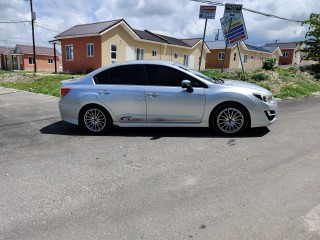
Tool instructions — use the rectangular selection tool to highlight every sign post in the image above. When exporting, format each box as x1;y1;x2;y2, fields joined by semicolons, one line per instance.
198;5;216;71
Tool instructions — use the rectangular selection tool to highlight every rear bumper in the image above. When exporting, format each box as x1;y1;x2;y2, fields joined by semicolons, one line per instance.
59;98;82;125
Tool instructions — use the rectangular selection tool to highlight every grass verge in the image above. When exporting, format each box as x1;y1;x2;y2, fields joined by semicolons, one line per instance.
0;74;79;97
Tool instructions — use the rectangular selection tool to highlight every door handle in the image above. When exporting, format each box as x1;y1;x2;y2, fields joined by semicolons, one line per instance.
147;92;159;97
99;90;110;95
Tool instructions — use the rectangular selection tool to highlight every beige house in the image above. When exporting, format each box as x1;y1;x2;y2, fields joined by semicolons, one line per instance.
205;41;282;70
53;19;210;73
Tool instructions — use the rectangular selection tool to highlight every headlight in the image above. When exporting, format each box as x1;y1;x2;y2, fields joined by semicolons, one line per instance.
253;94;275;103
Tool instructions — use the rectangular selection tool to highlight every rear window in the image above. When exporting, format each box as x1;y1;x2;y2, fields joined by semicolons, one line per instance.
94;65;146;85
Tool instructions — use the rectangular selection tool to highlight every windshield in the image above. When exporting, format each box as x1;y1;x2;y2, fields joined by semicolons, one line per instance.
174;63;218;84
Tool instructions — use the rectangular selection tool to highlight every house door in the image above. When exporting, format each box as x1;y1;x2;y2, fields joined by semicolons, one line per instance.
126;46;135;61
17;56;22;70
188;55;195;69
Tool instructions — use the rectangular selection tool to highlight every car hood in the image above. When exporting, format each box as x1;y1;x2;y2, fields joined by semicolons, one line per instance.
222;79;271;94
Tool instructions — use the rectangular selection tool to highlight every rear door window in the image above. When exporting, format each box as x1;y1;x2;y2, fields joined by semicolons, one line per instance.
94;65;146;85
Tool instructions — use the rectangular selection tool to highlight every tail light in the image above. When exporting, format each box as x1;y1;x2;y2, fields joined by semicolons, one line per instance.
61;87;71;97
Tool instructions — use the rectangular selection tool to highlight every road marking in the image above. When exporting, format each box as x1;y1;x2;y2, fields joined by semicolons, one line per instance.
303;203;320;235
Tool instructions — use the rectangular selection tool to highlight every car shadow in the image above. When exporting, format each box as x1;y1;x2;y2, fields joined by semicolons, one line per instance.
40;121;270;139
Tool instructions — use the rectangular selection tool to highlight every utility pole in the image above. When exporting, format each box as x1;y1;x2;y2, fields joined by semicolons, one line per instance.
198;18;208;71
30;0;37;72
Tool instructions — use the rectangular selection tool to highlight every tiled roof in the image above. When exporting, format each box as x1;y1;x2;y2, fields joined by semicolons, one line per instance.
55;19;123;38
245;43;277;53
206;41;279;54
264;42;297;49
155;33;190;47
182;38;202;47
133;29;167;44
15;45;61;56
0;47;14;54
54;19;202;48
206;40;235;49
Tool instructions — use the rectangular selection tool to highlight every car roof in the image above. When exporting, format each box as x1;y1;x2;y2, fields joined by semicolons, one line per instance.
109;60;175;67
87;60;178;78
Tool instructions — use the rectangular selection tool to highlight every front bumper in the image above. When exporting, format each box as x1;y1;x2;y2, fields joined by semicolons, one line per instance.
249;100;278;128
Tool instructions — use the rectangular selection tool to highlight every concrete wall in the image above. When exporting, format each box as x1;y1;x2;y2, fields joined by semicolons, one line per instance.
101;24;206;70
205;49;231;69
206;43;281;70
23;54;60;71
61;36;101;73
279;49;295;65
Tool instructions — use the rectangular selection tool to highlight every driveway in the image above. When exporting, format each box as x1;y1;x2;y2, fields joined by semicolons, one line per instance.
1;87;320;240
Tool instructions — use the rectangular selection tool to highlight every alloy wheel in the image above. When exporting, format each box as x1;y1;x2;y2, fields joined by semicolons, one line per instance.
83;108;107;132
216;107;245;134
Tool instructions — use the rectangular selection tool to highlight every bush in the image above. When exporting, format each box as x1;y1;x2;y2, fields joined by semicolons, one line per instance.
233;71;250;81
85;68;94;74
287;66;299;74
252;72;270;81
262;58;277;71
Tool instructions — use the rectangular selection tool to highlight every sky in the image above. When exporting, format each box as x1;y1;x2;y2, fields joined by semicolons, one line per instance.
0;0;318;51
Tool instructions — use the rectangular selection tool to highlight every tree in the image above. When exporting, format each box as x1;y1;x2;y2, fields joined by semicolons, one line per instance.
300;13;320;61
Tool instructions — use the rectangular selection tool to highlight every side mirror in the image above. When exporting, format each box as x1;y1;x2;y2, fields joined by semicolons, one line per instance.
181;80;193;93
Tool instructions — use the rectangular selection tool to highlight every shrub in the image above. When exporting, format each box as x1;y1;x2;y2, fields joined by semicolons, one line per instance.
252;72;270;81
287;66;299;73
262;58;277;71
233;71;250;81
85;68;94;74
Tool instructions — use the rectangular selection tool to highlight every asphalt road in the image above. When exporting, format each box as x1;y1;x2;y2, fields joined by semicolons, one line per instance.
1;87;320;240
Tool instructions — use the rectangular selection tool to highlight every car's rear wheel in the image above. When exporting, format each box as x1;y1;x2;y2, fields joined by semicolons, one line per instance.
80;106;112;134
212;103;249;136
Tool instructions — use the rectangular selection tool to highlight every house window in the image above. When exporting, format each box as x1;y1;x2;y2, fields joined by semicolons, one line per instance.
218;52;225;60
28;56;35;65
136;48;144;60
233;53;236;61
111;45;117;60
87;43;94;57
48;58;53;64
261;57;264;61
174;53;179;59
251;55;255;60
152;50;157;58
65;45;74;61
283;52;288;58
183;55;189;66
244;55;248;63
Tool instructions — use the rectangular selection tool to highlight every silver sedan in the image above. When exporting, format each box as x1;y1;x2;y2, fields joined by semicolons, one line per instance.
59;60;278;136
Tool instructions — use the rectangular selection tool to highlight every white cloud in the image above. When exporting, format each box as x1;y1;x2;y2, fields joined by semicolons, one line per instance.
0;0;318;50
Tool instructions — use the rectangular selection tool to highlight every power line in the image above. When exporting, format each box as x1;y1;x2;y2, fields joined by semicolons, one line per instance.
0;20;30;23
35;24;61;33
35;23;61;32
190;0;304;23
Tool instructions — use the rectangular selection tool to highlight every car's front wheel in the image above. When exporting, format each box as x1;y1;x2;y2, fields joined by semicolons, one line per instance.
212;103;249;136
80;106;112;134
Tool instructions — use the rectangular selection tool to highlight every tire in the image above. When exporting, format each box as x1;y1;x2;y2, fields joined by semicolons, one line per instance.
212;103;249;136
80;106;112;134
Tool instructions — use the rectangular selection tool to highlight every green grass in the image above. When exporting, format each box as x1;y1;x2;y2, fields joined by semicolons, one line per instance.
0;74;77;97
275;80;320;99
0;70;12;75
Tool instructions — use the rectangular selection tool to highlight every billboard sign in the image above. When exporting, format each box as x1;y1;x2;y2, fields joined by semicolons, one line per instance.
199;5;216;19
221;4;248;45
